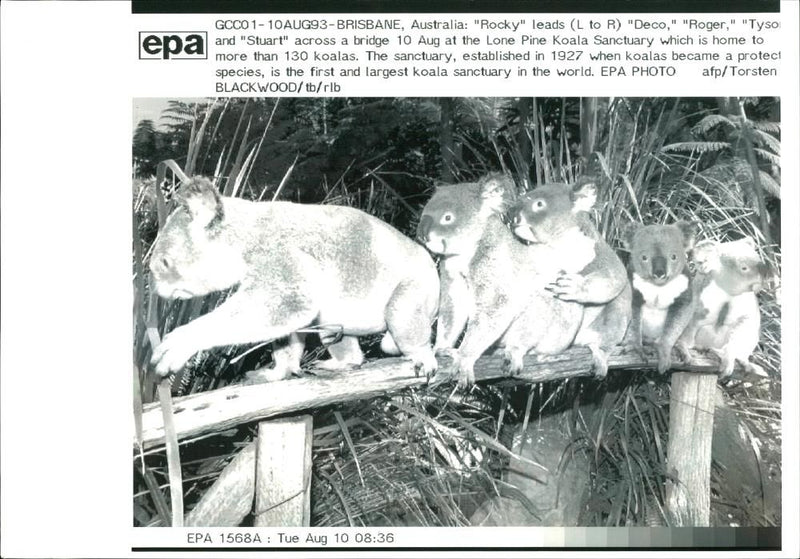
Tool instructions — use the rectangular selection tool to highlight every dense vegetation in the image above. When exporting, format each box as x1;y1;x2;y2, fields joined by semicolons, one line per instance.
133;97;781;528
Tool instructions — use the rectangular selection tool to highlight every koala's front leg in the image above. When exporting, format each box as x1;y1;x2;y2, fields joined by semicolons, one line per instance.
434;271;470;351
151;292;317;377
454;302;517;389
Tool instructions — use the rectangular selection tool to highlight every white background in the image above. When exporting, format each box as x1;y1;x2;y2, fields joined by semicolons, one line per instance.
1;1;798;557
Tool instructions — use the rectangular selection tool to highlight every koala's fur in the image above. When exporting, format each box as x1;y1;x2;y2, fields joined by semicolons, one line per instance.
416;174;584;388
149;176;439;380
623;222;697;374
509;183;632;378
679;237;770;379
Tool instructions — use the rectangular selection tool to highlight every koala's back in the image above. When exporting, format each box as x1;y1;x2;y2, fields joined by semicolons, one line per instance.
223;199;438;331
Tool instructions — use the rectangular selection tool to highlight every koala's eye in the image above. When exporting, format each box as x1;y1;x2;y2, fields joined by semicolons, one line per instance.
741;265;749;272
641;255;649;262
440;212;455;225
530;199;546;212
670;254;678;261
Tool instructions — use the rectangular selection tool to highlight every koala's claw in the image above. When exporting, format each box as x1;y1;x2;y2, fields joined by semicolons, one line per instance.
501;350;524;377
545;273;586;302
151;330;198;377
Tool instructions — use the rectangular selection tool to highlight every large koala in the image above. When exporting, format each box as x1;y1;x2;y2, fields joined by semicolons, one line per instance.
149;176;439;380
623;222;697;374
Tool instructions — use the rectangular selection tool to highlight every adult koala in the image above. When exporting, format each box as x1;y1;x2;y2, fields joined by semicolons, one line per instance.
149;177;439;381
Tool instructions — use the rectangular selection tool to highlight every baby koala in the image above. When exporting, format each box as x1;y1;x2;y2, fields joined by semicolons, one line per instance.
623;222;697;374
679;237;770;379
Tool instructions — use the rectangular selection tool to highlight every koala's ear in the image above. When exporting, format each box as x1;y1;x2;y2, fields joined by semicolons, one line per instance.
176;177;224;229
480;174;515;199
572;183;597;213
675;220;698;250
620;222;639;250
692;240;721;273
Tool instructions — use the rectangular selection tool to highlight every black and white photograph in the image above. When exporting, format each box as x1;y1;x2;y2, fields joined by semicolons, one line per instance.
132;96;782;529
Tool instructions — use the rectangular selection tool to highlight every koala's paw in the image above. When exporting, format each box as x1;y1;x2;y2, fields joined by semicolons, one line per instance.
315;357;359;371
718;355;735;380
501;349;524;377
589;346;609;380
411;349;438;380
656;346;673;375
456;360;476;390
244;366;294;384
151;329;199;377
545;272;587;302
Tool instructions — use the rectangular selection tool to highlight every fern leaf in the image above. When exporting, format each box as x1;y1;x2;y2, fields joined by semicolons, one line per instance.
692;114;736;136
751;120;780;134
751;129;781;155
660;141;729;154
758;171;781;199
753;148;780;167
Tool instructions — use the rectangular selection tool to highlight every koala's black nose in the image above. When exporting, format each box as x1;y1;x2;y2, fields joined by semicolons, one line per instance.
652;255;667;280
416;215;432;242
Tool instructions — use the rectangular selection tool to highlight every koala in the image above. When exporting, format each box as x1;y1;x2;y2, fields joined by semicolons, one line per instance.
679;237;770;379
622;222;697;374
509;182;632;378
149;176;439;381
416;174;584;388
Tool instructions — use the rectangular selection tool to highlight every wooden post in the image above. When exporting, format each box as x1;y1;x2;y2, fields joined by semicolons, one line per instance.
254;416;313;526
666;372;718;526
185;442;256;527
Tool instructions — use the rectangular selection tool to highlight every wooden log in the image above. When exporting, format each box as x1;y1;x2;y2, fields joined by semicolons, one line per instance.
184;442;256;527
135;346;725;450
666;372;718;526
254;416;313;527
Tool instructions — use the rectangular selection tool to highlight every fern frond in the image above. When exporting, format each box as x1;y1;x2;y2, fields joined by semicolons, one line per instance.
751;129;781;155
758;171;781;199
753;148;780;167
692;114;736;136
660;141;729;154
751;121;780;134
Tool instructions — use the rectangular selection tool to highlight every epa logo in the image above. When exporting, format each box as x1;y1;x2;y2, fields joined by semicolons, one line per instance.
139;31;207;60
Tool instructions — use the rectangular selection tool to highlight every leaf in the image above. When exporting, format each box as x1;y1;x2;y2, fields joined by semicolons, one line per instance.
660;141;729;154
692;114;736;136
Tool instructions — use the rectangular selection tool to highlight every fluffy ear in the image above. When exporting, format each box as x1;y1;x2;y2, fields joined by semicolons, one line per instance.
692;239;721;273
620;222;640;250
479;174;517;213
479;174;515;198
674;220;698;250
176;176;224;229
571;183;597;213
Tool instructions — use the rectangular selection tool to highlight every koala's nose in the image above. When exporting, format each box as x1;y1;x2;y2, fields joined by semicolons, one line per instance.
416;215;432;242
652;256;667;280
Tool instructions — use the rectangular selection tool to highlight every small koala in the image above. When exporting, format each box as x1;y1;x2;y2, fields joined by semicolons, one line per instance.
149;176;439;381
622;221;697;374
416;174;585;388
679;237;770;379
509;182;632;378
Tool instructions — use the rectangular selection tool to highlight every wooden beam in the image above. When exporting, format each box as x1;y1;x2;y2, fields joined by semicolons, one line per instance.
254;416;313;526
135;347;724;450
